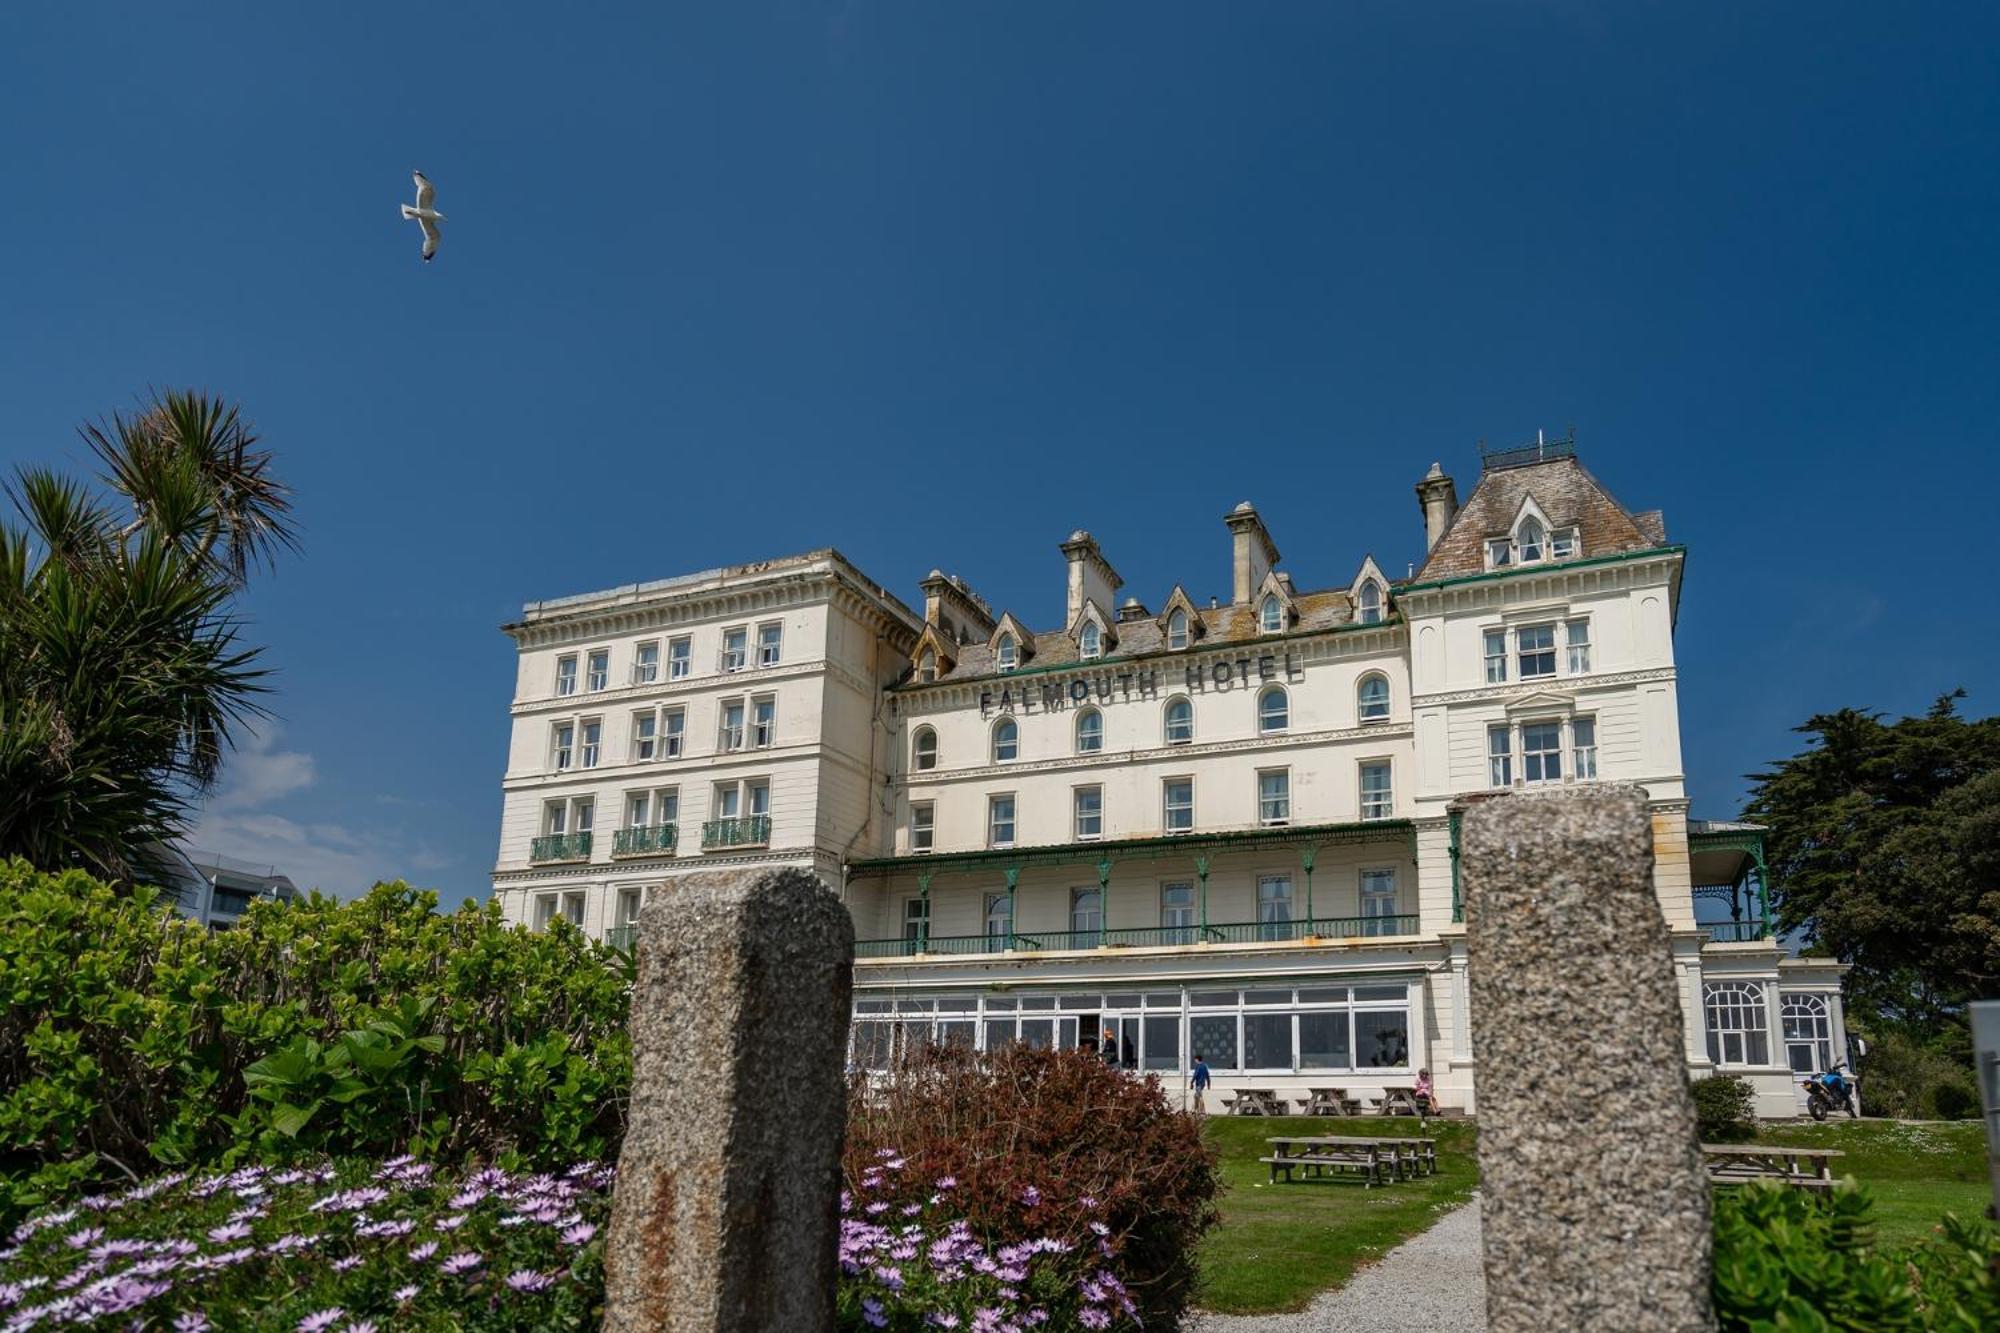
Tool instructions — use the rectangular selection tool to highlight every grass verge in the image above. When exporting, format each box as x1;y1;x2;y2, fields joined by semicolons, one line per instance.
1740;1118;1992;1250
1194;1116;1479;1315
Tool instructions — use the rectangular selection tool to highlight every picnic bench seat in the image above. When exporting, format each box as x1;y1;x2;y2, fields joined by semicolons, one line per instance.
1263;1135;1441;1187
1701;1144;1843;1191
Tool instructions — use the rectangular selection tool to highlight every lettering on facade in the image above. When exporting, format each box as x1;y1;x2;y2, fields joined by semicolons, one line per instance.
977;654;1302;717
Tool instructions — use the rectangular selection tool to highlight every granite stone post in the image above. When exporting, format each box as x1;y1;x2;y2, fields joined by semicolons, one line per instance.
1462;786;1715;1333
604;868;854;1333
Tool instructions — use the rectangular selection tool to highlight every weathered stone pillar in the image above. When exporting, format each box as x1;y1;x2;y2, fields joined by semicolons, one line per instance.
1462;786;1715;1332
604;868;854;1333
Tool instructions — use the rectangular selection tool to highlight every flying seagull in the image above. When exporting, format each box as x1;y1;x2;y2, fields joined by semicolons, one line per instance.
399;170;445;262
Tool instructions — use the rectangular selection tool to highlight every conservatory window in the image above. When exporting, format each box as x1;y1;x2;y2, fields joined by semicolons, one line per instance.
1704;982;1771;1067
1781;993;1834;1074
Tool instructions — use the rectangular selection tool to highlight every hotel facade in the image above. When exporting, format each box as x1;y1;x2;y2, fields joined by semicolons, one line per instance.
491;441;1846;1117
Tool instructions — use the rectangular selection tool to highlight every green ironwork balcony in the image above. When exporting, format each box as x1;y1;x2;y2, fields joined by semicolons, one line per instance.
1701;920;1773;944
612;824;677;857
604;924;637;953
856;913;1422;959
528;832;593;863
701;815;771;851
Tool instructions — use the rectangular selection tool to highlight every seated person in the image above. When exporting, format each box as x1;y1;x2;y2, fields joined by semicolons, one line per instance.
1413;1067;1435;1113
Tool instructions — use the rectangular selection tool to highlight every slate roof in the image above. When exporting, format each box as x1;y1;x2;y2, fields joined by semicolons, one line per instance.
1412;455;1664;583
928;588;1363;685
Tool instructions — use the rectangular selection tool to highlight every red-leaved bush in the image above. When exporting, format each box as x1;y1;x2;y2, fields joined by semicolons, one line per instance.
844;1045;1220;1328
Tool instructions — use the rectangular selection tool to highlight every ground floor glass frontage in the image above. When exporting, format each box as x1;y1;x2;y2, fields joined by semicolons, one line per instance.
849;977;1416;1079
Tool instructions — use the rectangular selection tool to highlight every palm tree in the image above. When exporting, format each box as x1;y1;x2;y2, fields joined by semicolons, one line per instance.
0;390;294;884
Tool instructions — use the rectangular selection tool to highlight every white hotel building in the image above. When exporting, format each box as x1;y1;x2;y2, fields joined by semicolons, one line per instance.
492;440;1846;1117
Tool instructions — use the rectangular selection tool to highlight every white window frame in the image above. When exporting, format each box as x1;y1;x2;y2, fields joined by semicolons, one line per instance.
1704;982;1772;1067
1075;708;1104;754
1550;526;1579;559
586;649;610;692
720;626;749;673
917;650;937;683
1517;516;1545;563
554;654;578;697
626;790;652;829
913;726;938;771
579;718;602;769
988;794;1016;849
551;721;575;772
1164;697;1194;745
1359;868;1398;935
1079;622;1102;659
1256;874;1293;940
1259;594;1283;633
668;636;692;680
903;897;929;944
1160;881;1195;941
996;633;1018;671
543;799;568;836
1483;630;1507;684
718;698;746;752
1356;581;1383;625
751;694;776;748
1487;538;1513;569
911;801;935;854
1517;622;1557;679
1257;769;1291;827
1167;609;1190;650
756;621;783;667
1359;760;1393;821
1073;785;1103;841
632;710;657;762
661;706;685;758
1573;716;1598;780
1565;619;1592;675
1356;673;1390;723
992;717;1019;763
1488;726;1512;787
632;640;660;685
1163;777;1194;834
1257;685;1289;734
1521;719;1563;785
985;892;1013;945
1070;886;1103;936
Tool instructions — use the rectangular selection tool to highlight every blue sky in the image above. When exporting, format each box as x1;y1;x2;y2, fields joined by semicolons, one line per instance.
3;4;1995;905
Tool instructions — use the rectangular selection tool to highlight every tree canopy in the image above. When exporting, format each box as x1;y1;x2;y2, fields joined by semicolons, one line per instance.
0;390;292;884
1744;693;2000;1029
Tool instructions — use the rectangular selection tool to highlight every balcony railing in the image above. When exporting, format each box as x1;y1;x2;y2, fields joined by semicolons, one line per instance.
858;913;1423;959
604;924;637;953
701;815;771;851
612;824;678;857
1701;920;1773;944
528;832;593;863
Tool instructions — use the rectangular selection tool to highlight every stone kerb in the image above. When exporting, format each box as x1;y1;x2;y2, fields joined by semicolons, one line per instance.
1462;785;1715;1332
604;867;855;1333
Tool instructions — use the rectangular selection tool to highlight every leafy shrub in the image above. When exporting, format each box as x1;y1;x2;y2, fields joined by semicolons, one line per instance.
1712;1183;2000;1331
1856;1025;1980;1120
0;1157;610;1330
1691;1074;1757;1142
0;862;631;1225
844;1045;1220;1328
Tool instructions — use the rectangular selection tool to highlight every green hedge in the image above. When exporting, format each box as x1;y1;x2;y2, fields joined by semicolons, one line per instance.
0;861;631;1223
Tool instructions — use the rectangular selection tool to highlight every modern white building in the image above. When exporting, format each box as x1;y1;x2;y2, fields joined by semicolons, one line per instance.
491;439;1846;1117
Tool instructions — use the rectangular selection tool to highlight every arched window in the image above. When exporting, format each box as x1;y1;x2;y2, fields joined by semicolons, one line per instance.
913;726;938;771
1163;697;1194;745
996;633;1017;670
991;717;1019;763
1703;982;1770;1066
1260;595;1283;632
1518;516;1546;562
1167;608;1190;650
1357;581;1383;625
1075;708;1104;754
1257;685;1289;734
1080;622;1102;659
1781;993;1833;1074
1357;674;1390;723
917;650;936;683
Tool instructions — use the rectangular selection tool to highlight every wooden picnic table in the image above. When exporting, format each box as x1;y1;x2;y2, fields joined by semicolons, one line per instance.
1300;1087;1361;1116
1222;1088;1287;1116
1374;1088;1428;1119
1701;1144;1845;1191
1261;1135;1440;1186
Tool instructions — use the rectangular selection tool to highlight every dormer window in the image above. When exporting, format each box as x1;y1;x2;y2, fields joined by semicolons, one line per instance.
1079;623;1102;659
1487;539;1513;568
1518;517;1545;563
1551;526;1579;559
1259;595;1283;633
918;650;937;684
1167;608;1189;650
1357;581;1383;625
997;633;1018;671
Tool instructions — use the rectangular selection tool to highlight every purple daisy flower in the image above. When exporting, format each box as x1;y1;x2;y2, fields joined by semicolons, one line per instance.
559;1222;597;1247
505;1270;557;1293
297;1308;344;1333
440;1251;482;1276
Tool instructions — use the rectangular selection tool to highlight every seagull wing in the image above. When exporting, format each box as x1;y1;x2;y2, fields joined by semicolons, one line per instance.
419;216;441;261
413;171;436;210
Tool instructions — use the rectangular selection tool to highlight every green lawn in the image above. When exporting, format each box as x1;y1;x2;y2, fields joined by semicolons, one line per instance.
1739;1119;1993;1251
1193;1116;1990;1315
1195;1117;1479;1315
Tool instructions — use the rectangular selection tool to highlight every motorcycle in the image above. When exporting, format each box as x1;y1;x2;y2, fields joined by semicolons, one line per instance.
1803;1062;1857;1121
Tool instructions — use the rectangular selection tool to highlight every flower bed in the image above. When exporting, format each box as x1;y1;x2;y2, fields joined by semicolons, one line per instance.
0;1158;611;1330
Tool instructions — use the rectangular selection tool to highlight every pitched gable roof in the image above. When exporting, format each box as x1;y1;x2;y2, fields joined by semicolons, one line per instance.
1413;455;1660;582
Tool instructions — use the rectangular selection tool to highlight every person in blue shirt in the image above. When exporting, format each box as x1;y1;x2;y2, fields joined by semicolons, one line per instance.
1190;1053;1212;1115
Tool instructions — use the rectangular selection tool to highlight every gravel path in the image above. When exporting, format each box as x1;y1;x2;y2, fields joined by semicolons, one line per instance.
1186;1196;1487;1333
